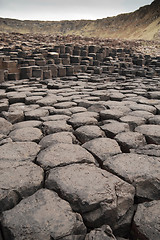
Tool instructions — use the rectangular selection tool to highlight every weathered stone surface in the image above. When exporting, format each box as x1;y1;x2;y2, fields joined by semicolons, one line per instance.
25;95;43;104
50;107;72;116
2;110;24;123
40;114;70;122
0;135;12;146
46;163;135;228
74;125;105;144
0;99;9;111
0;142;40;161
103;153;160;201
128;110;154;120
101;120;129;138
69;106;87;114
25;108;49;120
13;120;42;130
0;33;160;239
9;127;42;142
7;91;26;104
37;143;96;169
148;91;160;99
131;144;160;157
120;115;146;131
113;205;136;238
1;189;87;240
130;103;157;113
39;131;76;149
36;95;57;106
100;109;125;121
148;115;160;125
54;101;77;109
135;124;160;144
115;132;146;152
87;103;107;113
68;112;98;129
132;200;160;240
0;117;12;135
0;160;43;212
82;138;121;163
43;120;72;134
85;225;116;240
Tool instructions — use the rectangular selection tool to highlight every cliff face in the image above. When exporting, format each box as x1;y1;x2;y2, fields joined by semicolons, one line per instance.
0;0;159;40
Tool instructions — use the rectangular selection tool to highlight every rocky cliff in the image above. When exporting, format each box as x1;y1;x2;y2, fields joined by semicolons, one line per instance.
0;0;159;40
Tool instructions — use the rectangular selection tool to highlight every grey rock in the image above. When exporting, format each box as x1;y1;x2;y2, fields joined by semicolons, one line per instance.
113;205;136;238
0;99;9;112
13;120;42;130
25;108;49;120
0;117;12;135
39;131;76;149
37;143;96;169
100;110;124;121
82;138;121;163
131;144;160;157
85;225;116;240
7;91;26;104
87;103;107;113
1;189;86;240
50;107;72;116
132;200;160;240
130;103;156;114
0;160;43;212
101;120;129;138
115;131;146;152
40;114;70;122
0;142;40;161
120;115;146;131
2;110;24;124
69;106;87;114
43;120;72;134
25;95;43;104
128;110;154;120
9;127;42;142
148;115;160;125
74;125;105;144
54;101;77;109
103;153;160;201
0;135;12;146
68;112;98;129
36;95;57;106
135;124;160;144
148;91;160;99
46;163;135;228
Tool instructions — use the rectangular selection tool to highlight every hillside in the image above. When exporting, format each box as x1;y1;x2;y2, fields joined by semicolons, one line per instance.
0;0;160;40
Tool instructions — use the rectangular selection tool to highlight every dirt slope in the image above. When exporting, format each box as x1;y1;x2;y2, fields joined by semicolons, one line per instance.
0;0;159;40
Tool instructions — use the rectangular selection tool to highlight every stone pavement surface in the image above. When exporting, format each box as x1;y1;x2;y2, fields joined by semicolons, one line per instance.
0;33;160;240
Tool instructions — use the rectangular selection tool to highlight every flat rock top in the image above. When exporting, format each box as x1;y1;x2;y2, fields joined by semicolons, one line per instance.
46;163;135;222
82;137;122;162
0;142;40;161
133;200;160;240
103;153;160;200
37;143;96;169
0;160;43;212
9;127;43;142
0;37;160;239
0;117;12;134
1;189;87;240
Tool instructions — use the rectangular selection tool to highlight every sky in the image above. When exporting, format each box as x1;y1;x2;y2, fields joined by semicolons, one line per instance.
0;0;154;21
